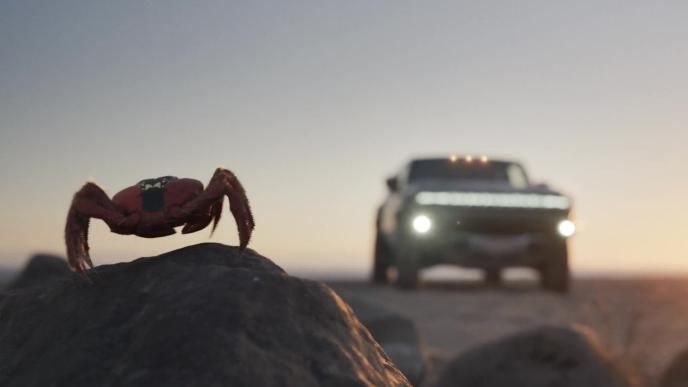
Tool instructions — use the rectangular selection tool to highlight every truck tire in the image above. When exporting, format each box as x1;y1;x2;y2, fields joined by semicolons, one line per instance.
539;241;570;293
396;249;420;290
371;233;391;284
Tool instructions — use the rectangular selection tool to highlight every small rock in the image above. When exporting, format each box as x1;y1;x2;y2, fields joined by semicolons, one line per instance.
6;254;71;290
433;325;633;387
345;297;426;386
659;349;688;387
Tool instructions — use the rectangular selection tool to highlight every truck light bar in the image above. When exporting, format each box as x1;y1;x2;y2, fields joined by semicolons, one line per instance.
415;191;571;210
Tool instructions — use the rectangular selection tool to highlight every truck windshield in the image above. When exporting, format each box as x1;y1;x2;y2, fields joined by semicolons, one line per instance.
408;159;528;188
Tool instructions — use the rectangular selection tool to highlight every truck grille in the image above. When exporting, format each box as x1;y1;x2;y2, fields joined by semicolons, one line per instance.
431;209;560;236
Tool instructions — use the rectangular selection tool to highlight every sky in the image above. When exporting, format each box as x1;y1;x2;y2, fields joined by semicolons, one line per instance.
1;1;687;276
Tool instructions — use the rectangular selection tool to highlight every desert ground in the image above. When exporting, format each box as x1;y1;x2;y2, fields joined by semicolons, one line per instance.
328;273;688;387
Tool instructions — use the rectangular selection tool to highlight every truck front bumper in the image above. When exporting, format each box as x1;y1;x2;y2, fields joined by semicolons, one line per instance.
394;232;557;270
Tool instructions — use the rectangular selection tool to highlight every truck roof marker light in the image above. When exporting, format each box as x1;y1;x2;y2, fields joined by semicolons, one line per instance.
449;154;458;162
480;155;489;163
465;155;473;162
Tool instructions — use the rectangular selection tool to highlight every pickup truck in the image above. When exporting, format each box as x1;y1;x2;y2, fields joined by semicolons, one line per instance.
373;156;574;292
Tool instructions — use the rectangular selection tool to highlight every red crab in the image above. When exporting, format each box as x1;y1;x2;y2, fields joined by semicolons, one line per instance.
65;168;255;274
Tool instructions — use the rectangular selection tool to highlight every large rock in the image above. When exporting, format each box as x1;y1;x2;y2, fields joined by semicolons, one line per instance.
6;253;71;290
345;297;426;386
433;325;632;387
0;243;410;387
659;349;688;387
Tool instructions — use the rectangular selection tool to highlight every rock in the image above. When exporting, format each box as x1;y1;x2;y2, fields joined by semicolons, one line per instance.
345;297;426;386
659;349;688;387
433;325;632;387
0;243;410;387
6;253;72;290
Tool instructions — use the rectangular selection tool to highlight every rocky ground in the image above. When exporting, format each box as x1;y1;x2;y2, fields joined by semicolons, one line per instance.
329;276;688;387
3;256;687;387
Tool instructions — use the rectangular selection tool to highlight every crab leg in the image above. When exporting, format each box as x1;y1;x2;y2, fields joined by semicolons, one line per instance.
65;182;128;274
219;168;255;249
180;168;255;250
207;198;224;236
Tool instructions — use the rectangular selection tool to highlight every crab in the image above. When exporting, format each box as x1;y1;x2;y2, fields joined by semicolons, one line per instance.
65;167;255;274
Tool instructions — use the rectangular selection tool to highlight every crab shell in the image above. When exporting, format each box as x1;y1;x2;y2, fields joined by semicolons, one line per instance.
110;176;206;237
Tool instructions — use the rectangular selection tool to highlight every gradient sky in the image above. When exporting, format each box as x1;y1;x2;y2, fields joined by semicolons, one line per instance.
1;1;687;276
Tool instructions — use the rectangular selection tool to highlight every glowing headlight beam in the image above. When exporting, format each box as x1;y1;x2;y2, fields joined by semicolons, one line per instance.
557;219;576;238
412;215;432;234
415;191;571;210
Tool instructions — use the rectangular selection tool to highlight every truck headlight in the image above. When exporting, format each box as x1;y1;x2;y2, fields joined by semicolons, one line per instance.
557;219;576;238
412;215;432;234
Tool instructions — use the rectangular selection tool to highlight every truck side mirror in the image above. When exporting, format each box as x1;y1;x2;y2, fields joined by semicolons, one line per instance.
386;176;399;192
